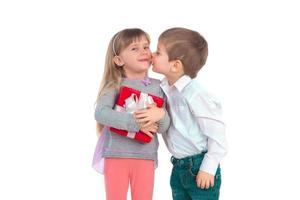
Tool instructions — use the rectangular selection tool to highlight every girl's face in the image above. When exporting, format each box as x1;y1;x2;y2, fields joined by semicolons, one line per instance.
117;36;151;77
152;42;172;76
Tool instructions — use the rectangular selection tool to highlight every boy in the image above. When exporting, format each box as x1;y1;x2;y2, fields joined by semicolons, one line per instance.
135;27;228;200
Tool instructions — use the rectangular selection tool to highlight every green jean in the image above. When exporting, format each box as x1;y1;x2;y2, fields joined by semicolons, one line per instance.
170;153;221;200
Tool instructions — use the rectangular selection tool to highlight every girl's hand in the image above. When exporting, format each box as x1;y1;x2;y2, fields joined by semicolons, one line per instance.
140;122;158;138
196;171;215;189
134;104;165;127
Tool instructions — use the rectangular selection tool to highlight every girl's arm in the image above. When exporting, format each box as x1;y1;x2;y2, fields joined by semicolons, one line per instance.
134;104;170;134
156;106;170;134
157;92;171;133
95;90;140;132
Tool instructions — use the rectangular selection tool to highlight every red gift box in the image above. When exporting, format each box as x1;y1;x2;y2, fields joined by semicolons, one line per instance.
110;86;164;143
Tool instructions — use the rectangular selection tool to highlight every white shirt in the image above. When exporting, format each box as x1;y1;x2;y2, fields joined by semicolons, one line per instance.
160;75;228;175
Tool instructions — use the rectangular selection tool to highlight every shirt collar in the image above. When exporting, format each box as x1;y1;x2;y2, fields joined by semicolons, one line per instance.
174;75;192;92
160;75;192;93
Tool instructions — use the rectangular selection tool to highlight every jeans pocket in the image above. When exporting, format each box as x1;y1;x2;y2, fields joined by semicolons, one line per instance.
189;165;199;177
189;167;222;190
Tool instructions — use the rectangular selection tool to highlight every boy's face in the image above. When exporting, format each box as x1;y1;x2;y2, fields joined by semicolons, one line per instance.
152;42;172;76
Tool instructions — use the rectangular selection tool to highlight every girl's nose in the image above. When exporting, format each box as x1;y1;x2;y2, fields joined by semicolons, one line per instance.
141;49;149;55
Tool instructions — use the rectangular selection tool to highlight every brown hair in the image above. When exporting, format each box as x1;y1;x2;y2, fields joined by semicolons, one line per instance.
95;28;150;135
159;27;208;78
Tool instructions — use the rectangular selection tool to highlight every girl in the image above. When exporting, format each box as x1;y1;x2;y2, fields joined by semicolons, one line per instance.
94;28;170;200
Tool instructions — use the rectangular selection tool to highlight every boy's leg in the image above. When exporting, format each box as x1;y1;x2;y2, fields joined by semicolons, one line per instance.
130;159;155;200
104;158;130;200
170;165;191;200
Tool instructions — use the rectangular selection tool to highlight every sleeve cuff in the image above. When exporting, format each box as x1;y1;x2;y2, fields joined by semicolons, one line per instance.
199;154;219;176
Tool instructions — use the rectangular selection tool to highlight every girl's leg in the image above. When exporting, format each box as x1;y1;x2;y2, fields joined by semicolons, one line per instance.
130;159;155;200
104;158;130;200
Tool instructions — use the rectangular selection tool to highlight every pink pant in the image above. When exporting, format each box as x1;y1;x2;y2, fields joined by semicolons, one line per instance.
104;158;154;200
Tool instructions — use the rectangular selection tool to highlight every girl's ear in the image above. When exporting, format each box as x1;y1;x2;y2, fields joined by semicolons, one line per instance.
113;56;124;66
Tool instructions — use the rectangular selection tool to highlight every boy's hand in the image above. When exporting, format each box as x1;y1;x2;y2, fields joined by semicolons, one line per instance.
139;122;158;138
134;104;165;127
196;170;215;189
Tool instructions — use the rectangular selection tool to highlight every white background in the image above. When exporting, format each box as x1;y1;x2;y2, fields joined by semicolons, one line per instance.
1;0;300;199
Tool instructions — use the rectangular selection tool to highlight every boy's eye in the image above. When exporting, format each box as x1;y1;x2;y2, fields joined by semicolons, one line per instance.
131;48;137;51
144;46;149;50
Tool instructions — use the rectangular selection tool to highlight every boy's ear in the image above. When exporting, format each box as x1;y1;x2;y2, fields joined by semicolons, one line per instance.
113;56;124;66
170;60;184;73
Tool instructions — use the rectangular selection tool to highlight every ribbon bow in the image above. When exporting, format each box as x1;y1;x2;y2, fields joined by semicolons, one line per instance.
124;92;155;113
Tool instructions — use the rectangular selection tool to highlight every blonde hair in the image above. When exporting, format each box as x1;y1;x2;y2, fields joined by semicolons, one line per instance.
96;28;150;135
159;27;208;78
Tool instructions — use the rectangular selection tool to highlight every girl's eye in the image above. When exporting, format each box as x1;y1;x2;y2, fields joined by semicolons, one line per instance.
131;48;137;51
144;46;149;50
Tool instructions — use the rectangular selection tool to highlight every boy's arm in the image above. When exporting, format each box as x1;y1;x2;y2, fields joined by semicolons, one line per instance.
94;90;140;132
189;95;228;176
197;118;227;175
